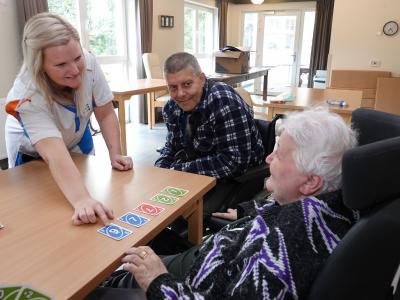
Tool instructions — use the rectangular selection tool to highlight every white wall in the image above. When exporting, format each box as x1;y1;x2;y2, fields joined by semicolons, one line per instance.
152;0;185;67
329;0;400;76
0;0;20;159
152;0;218;66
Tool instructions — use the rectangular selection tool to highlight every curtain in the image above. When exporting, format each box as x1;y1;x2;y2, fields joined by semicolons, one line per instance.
217;0;229;49
16;0;48;32
307;0;335;88
136;0;153;123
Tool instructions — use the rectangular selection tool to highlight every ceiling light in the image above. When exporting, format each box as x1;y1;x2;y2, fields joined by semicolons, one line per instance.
251;0;264;4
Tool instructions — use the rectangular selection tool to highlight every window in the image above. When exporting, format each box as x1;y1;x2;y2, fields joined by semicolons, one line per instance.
242;13;258;67
184;2;217;74
48;0;135;87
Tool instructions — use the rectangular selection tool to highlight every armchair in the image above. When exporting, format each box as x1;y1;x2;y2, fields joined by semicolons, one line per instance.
307;108;400;300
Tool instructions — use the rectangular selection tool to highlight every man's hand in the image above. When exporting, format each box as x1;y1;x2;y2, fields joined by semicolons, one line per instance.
211;208;238;221
110;154;133;171
122;246;168;292
72;198;114;225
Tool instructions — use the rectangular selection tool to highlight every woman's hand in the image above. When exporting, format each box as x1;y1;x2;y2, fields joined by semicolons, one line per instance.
122;246;167;292
72;197;114;225
211;208;238;221
110;154;133;171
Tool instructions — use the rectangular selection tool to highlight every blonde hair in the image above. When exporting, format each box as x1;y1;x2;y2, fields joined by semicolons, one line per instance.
20;12;84;108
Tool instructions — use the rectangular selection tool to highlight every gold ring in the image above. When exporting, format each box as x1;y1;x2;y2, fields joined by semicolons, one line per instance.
139;250;148;260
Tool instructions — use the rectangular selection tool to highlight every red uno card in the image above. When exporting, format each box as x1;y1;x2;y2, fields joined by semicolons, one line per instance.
134;203;165;216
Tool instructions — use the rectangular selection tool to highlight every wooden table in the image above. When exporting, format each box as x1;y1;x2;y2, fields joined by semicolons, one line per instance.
112;79;167;155
0;155;215;299
261;87;363;123
208;67;270;100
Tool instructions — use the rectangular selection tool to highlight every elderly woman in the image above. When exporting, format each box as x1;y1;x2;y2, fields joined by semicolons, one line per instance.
90;108;358;300
5;13;132;225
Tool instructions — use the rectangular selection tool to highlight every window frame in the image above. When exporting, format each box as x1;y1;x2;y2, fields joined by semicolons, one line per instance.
184;1;218;61
48;0;132;83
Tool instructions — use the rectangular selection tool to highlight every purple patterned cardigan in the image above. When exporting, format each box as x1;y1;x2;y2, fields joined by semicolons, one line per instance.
146;191;358;299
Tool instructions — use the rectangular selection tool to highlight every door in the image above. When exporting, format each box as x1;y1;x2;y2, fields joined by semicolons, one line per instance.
242;10;315;96
260;11;301;95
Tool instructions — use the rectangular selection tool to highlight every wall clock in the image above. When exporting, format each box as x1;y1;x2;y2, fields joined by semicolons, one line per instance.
383;21;399;36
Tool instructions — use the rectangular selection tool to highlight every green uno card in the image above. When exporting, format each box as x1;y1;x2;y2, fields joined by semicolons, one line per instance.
0;286;23;300
151;193;178;205
18;286;52;300
162;186;189;197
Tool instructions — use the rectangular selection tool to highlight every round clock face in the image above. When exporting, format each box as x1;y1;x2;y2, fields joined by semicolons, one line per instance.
383;21;399;36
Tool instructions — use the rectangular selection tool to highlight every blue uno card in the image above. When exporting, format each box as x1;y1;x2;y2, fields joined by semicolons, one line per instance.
97;223;132;241
119;212;149;228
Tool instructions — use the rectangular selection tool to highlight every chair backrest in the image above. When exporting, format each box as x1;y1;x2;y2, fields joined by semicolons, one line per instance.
142;53;163;79
234;86;253;107
307;109;400;300
375;77;400;115
254;114;284;157
351;108;400;146
142;53;168;100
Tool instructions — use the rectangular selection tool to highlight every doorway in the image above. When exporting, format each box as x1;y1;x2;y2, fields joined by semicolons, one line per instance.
242;9;315;96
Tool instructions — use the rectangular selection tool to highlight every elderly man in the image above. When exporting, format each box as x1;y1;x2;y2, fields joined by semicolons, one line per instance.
88;108;359;300
154;52;265;215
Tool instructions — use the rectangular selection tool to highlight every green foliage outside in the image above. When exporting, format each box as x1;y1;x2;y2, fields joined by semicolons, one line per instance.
184;7;193;53
48;0;117;56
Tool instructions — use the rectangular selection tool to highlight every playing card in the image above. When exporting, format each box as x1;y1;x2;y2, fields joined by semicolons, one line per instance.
0;285;23;299
162;186;189;197
119;212;149;228
97;223;132;241
134;203;165;216
151;193;178;205
17;285;52;300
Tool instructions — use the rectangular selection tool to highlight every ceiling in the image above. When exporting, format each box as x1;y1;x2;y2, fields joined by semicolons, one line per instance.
231;0;314;4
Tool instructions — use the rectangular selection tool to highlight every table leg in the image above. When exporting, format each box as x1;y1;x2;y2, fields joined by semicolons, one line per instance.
187;197;203;245
267;107;274;121
263;72;269;100
117;99;127;156
147;93;155;129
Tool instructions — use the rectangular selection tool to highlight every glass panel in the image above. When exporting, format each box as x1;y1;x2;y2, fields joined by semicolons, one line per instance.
184;4;215;74
100;63;126;86
299;11;315;87
48;0;79;33
243;13;258;67
86;0;125;57
198;10;213;54
263;15;297;94
184;7;195;53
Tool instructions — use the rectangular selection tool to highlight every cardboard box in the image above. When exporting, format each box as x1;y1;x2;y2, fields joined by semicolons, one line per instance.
215;47;250;74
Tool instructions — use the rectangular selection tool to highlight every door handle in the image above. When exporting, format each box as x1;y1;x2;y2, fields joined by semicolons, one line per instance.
291;52;297;63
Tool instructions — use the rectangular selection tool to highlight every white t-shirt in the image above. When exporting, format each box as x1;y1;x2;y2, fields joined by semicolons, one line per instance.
5;50;113;167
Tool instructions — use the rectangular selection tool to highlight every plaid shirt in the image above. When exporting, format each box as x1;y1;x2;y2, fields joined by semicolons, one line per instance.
154;80;264;179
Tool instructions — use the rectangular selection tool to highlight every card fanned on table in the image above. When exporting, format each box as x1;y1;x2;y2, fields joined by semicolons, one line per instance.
0;284;52;300
97;223;133;241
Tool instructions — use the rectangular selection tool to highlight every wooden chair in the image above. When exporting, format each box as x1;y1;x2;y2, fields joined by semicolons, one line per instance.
142;53;170;128
375;77;400;115
234;86;266;117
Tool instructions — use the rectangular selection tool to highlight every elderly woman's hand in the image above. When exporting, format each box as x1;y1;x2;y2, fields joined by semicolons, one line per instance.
212;208;238;221
122;246;168;292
